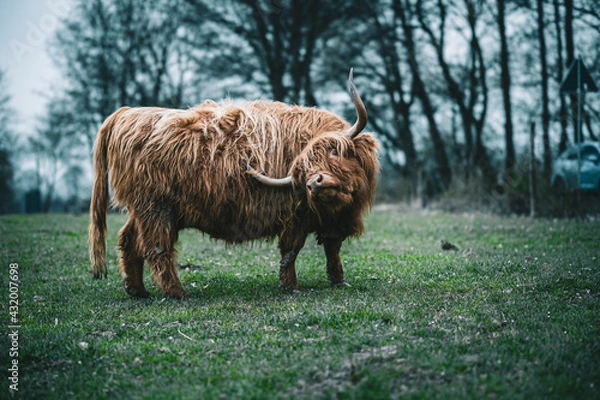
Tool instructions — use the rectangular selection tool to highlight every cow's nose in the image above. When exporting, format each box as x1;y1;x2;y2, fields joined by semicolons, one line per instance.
307;174;323;191
307;173;335;192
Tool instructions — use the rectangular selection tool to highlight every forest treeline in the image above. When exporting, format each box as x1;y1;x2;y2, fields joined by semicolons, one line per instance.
1;0;599;213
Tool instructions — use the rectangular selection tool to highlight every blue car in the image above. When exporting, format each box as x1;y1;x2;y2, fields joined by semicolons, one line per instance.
550;142;600;192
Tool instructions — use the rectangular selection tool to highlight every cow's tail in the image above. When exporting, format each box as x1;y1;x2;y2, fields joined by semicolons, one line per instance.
89;109;124;279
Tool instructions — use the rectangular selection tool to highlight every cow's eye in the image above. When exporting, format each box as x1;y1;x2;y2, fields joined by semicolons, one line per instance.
331;148;339;157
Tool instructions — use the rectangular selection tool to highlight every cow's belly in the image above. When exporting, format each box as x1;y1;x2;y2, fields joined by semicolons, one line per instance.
181;202;283;244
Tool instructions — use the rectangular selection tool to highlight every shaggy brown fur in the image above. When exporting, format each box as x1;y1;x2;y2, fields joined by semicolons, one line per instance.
89;79;379;298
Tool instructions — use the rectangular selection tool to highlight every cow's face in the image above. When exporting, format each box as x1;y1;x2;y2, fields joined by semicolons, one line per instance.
247;69;378;215
292;134;378;214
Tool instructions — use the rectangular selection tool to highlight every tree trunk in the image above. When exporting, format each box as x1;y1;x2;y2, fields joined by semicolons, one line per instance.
553;0;569;153
417;0;490;186
537;0;551;177
497;0;515;174
564;0;580;143
397;0;451;191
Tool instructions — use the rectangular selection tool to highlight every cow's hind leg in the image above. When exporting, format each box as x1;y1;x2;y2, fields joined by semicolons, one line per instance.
117;216;149;298
140;217;188;299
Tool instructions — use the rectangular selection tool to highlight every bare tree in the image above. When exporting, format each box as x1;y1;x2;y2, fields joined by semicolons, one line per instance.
574;0;599;142
416;0;492;186
183;0;358;105
50;0;191;159
355;0;419;196
0;70;16;213
496;0;515;174
552;0;569;153
29;96;83;212
395;0;452;192
537;0;552;179
536;0;552;177
563;0;580;143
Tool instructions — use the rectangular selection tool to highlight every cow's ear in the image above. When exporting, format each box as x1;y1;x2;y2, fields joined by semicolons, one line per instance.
353;133;378;156
352;133;379;178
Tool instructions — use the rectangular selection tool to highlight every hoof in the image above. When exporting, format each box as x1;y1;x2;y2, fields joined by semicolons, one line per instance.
331;281;351;288
126;286;151;298
165;289;189;299
280;283;300;291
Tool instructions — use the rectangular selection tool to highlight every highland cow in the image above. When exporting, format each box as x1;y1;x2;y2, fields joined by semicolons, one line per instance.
89;70;379;298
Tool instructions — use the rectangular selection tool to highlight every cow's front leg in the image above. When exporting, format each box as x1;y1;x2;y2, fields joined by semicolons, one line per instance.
323;237;349;287
278;230;308;290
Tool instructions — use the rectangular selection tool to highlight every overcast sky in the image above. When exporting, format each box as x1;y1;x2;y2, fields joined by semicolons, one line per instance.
0;0;73;134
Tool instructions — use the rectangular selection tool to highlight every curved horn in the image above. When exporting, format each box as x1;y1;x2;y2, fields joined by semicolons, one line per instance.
344;68;368;139
247;164;293;187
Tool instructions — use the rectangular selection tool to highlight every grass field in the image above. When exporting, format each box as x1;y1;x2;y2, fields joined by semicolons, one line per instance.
1;208;599;399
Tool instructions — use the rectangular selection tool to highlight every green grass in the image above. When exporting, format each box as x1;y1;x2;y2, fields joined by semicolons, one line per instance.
1;208;599;399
